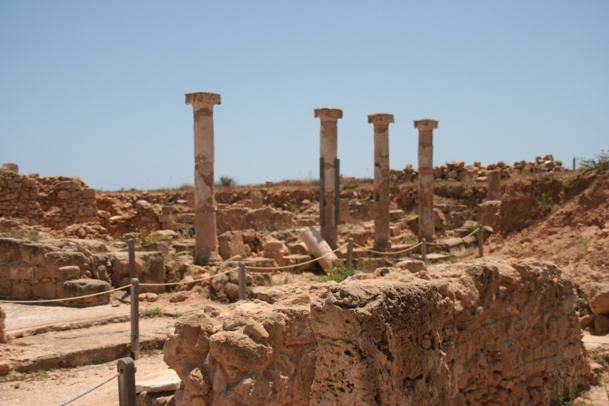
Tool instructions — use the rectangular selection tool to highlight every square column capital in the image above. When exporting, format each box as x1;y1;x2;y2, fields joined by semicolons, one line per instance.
414;119;439;130
368;113;394;126
185;92;222;107
314;108;343;121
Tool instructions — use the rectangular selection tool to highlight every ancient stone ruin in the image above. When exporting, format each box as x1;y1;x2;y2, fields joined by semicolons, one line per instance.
164;260;590;405
0;93;606;404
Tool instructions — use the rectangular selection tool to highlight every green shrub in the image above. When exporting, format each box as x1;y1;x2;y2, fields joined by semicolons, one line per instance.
319;262;357;283
343;180;360;190
579;150;609;171
219;176;235;187
535;193;554;216
135;229;167;247
142;307;164;318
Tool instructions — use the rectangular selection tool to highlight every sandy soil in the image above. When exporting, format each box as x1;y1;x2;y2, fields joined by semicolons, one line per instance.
0;350;167;406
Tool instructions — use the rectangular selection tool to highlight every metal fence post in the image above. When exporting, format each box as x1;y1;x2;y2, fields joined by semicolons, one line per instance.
421;238;427;264
319;157;325;226
130;278;140;360
334;158;340;227
478;226;484;257
127;238;135;279
346;237;353;267
117;357;136;406
573;157;576;170
238;262;247;300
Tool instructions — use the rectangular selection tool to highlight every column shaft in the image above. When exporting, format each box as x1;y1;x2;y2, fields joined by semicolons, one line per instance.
414;119;439;241
369;114;394;250
315;108;342;249
186;92;221;265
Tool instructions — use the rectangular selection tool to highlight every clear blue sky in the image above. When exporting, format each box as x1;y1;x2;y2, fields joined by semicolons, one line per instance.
1;1;607;191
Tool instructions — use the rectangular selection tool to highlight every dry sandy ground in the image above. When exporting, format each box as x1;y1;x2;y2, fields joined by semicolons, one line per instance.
0;349;167;405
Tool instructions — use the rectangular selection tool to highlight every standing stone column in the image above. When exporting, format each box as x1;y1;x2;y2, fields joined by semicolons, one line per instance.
487;169;501;200
414;119;439;241
314;108;343;249
368;113;394;250
185;92;221;265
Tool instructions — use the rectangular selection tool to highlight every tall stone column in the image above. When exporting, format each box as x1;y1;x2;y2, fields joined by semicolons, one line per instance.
185;92;221;265
314;108;343;249
414;119;439;241
368;113;394;250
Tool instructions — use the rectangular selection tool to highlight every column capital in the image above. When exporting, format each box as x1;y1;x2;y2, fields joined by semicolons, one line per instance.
314;108;343;121
185;92;221;107
414;119;438;130
368;113;394;126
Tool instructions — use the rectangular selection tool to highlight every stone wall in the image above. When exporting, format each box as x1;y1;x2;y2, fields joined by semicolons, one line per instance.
164;259;590;405
0;237;166;303
0;169;42;223
0;169;98;230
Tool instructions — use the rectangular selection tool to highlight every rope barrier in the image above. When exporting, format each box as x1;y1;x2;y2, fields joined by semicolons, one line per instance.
246;243;348;272
60;371;120;406
354;241;422;256
0;284;132;305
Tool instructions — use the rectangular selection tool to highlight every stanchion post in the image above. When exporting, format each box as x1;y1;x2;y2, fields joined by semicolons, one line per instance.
117;357;136;406
130;278;140;360
421;238;427;264
127;238;135;279
478;226;484;257
573;157;576;170
238;262;247;300
346;237;353;267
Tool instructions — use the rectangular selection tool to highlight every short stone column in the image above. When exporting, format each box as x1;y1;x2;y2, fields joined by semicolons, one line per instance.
414;119;439;241
185;92;222;265
487;169;501;200
368;113;394;250
315;108;343;249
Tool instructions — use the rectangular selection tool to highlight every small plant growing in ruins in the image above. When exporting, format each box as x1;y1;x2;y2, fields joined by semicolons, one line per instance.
343;180;360;190
535;193;554;216
219;176;235;187
142;307;164;318
575;292;590;316
319;262;358;283
134;228;167;247
579;150;609;171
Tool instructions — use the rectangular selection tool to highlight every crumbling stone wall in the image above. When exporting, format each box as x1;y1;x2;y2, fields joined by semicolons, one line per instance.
164;260;590;405
0;169;42;223
0;169;98;230
0;238;166;302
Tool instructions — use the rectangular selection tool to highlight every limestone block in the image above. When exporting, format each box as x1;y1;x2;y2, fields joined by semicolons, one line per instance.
594;314;609;335
58;265;81;281
218;231;247;260
31;280;57;299
62;278;111;306
580;282;609;316
109;251;165;293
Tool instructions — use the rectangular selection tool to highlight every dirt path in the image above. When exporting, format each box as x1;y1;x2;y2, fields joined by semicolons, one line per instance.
0;350;167;406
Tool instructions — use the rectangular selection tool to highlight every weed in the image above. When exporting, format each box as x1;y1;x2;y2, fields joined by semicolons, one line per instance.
134;228;167;247
319;262;358;283
343;180;360;190
33;369;50;381
219;176;236;187
554;390;589;406
579;150;609;171
535;193;554;216
179;183;194;191
575;292;590;316
142;307;164;318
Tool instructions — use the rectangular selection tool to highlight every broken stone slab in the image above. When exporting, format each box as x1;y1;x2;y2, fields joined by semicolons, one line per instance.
136;368;181;393
62;279;111;307
580;282;609;316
